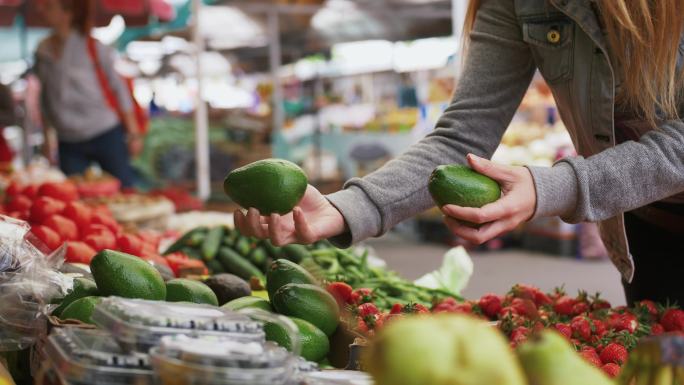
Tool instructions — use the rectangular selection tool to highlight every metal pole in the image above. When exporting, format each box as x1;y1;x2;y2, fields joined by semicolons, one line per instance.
193;0;211;200
268;10;284;140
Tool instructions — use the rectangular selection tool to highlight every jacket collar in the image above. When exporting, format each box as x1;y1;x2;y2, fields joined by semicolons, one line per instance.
549;0;609;53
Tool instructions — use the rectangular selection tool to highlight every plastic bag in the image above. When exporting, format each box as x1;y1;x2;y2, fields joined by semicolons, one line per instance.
0;215;71;351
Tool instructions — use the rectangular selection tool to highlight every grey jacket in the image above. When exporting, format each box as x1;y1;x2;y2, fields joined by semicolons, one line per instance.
327;0;684;282
35;33;132;143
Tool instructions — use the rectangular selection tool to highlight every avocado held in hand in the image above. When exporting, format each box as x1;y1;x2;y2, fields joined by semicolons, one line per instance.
224;159;308;215
428;164;501;208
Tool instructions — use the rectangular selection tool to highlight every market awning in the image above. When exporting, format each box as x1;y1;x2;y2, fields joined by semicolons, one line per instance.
0;0;176;28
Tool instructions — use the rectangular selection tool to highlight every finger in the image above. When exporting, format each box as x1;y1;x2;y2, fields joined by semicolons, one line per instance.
444;216;516;245
467;153;513;182
442;199;512;224
233;210;251;236
293;207;317;244
269;213;286;246
247;208;268;238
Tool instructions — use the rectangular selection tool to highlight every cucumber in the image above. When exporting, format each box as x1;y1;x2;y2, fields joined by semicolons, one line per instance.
261;239;282;259
163;227;208;255
206;259;225;274
234;236;251;256
217;247;265;282
281;244;311;264
181;247;203;260
201;226;225;261
248;247;268;270
223;227;239;246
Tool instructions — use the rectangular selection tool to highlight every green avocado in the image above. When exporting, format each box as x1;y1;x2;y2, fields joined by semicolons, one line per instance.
165;278;219;306
90;249;166;301
428;164;501;208
223;159;308;215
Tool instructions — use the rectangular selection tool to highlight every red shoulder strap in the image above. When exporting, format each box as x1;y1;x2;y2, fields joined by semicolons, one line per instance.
86;37;123;119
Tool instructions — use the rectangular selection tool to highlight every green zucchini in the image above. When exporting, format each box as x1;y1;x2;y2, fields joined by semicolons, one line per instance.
217;247;265;282
163;227;208;255
201;226;225;261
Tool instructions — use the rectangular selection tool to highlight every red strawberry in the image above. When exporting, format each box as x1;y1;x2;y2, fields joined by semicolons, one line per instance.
510;284;539;301
554;323;573;339
510;326;530;347
580;346;602;367
590;293;611;311
390;303;403;315
499;306;516;318
572;302;590;315
661;309;684;332
592;319;607;337
5;181;24;197
90;212;122;235
554;296;578;316
356;318;370;334
601;363;621;378
609;313;638;333
534;291;552;306
478;294;503;318
651;323;665;335
350;288;373;304
358;303;379;318
511;298;538;318
84;232;117;251
326;282;353;306
600;343;628;365
571;316;592;341
637;300;659;319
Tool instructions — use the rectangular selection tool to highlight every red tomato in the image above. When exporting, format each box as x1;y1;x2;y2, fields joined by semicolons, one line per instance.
31;225;63;251
63;201;92;230
117;233;143;255
22;184;39;199
29;197;66;224
6;195;32;213
137;230;161;250
140;252;170;268
82;224;112;237
44;215;79;241
84;232;117;251
38;181;79;202
90;212;122;235
65;241;96;264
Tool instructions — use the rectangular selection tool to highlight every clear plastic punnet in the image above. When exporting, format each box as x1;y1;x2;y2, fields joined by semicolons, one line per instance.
91;297;266;352
43;326;154;385
150;335;295;385
0;215;70;351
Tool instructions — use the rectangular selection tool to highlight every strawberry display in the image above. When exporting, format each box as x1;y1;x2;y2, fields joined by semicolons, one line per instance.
345;281;682;377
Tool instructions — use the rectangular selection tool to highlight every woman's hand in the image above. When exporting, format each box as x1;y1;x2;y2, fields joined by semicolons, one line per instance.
441;154;537;244
234;185;347;246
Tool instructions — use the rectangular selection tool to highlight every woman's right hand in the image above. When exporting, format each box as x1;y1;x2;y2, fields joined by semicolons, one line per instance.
234;185;347;246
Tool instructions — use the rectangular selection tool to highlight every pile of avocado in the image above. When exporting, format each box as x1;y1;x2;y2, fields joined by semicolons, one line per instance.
224;259;339;363
53;249;220;324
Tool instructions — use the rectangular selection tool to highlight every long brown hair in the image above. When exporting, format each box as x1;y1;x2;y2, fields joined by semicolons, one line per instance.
463;0;684;126
60;0;95;35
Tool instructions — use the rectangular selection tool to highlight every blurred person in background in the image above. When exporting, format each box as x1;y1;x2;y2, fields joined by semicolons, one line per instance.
34;0;142;187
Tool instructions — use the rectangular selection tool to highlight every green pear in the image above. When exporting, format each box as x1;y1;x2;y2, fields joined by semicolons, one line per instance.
363;314;526;385
517;330;614;385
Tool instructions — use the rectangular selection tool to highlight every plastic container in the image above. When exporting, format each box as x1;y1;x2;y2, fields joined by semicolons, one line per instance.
150;335;295;385
91;297;265;352
44;327;154;385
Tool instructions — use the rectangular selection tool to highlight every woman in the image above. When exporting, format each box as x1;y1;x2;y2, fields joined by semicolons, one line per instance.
35;0;142;187
236;0;684;305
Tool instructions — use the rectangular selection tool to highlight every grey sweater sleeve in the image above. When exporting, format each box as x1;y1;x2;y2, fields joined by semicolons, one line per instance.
97;42;133;112
529;120;684;222
326;0;536;246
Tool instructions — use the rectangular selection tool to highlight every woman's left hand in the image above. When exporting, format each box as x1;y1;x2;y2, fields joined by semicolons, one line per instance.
440;154;537;244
